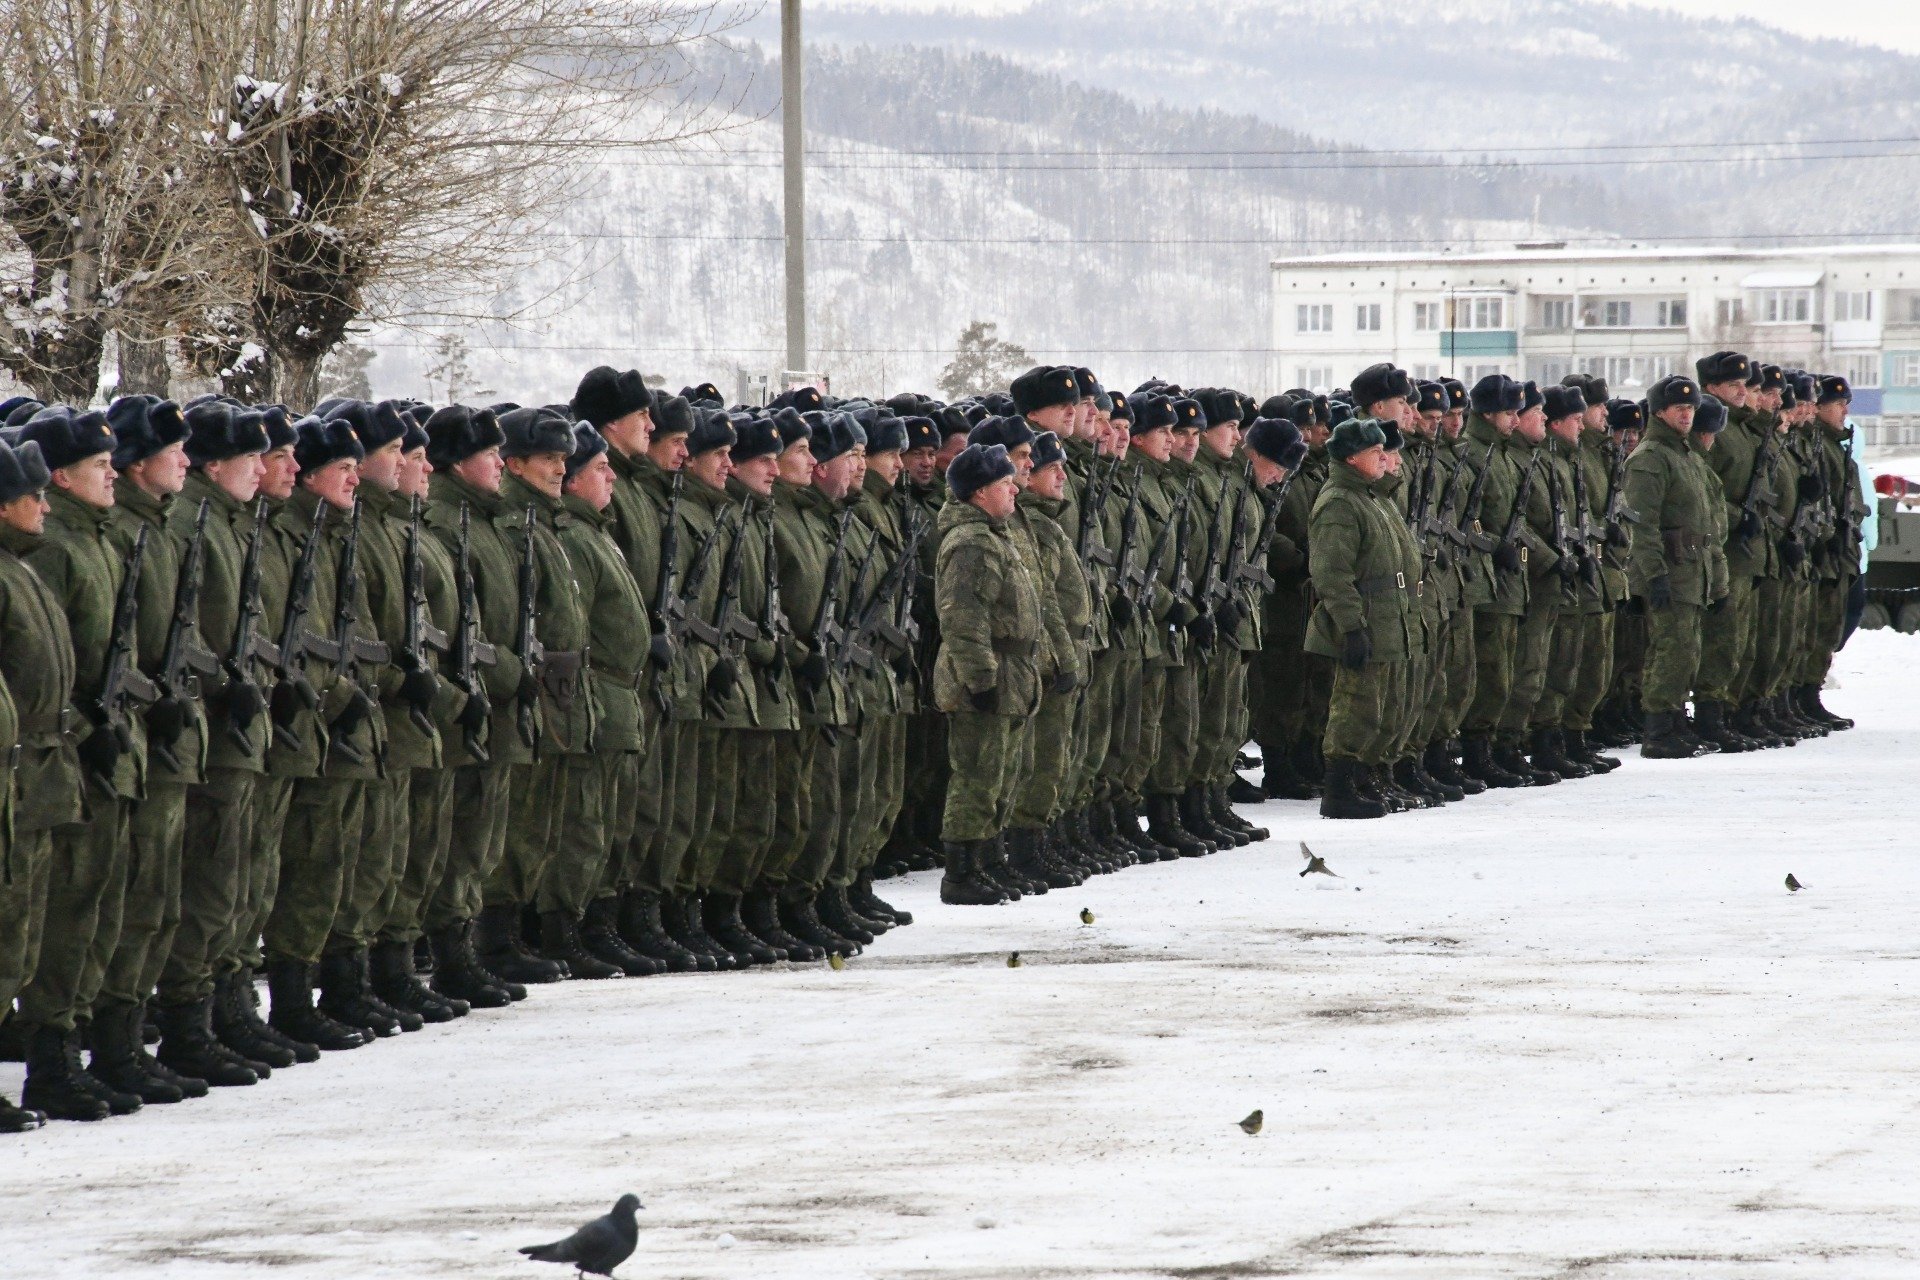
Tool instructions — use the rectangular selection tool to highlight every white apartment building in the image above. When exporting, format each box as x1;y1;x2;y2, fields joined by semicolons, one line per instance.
1269;243;1920;449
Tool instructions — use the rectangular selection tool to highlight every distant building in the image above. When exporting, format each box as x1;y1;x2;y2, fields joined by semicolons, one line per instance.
1269;243;1920;449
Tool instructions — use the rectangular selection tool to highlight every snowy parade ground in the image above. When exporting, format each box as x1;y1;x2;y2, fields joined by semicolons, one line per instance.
4;630;1918;1279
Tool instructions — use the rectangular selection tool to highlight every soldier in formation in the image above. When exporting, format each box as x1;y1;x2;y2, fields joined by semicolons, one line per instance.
0;345;1864;1127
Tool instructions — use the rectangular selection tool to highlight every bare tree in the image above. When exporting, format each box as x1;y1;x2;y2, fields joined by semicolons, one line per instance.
0;0;222;403
169;0;745;411
938;320;1029;401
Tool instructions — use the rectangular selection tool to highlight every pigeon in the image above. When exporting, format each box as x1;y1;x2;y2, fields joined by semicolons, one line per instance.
1785;873;1804;893
1238;1109;1263;1135
1299;842;1339;878
1079;907;1095;926
1007;951;1022;968
828;951;845;970
519;1194;642;1278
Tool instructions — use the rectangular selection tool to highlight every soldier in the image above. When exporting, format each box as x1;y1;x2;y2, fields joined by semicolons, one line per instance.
888;412;948;874
13;407;149;1119
933;442;1040;905
541;423;652;978
1625;374;1726;759
479;408;592;982
1306;418;1410;820
1403;380;1478;799
0;436;76;1128
1247;394;1326;800
92;396;212;1106
1797;374;1866;728
1517;384;1596;781
1692;351;1770;754
1596;399;1649;744
1558;375;1627;771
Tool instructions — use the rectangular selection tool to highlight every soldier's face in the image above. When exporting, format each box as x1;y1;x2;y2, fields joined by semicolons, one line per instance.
1484;410;1517;434
602;409;652;458
971;475;1018;519
564;451;617;511
1171;429;1200;462
1303;423;1331;447
1760;389;1783;411
304;457;359;510
1027;403;1074;435
935;434;969;471
1708;381;1748;408
1346;446;1389;482
904;446;938;485
1133;427;1172;462
868;450;905;485
260;445;300;499
1006;443;1033;483
1441;411;1464;439
400;447;432;499
1030;462;1067;500
1583;405;1608;432
204;452;266;505
1549;415;1581;443
812;452;860;501
685;446;731;492
1658;405;1696;434
1516;408;1546;442
0;491;47;535
1383;449;1402;475
647;432;690;473
733;453;778;498
1103;424;1130;458
1249;453;1289;489
777;439;815;484
507;450;567;499
451;445;503;495
1816;401;1850;431
360;439;404;492
1201;423;1239;460
55;453;116;509
127;441;189;498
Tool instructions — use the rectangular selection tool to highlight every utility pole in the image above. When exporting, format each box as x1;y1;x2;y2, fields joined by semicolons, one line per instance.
781;0;806;377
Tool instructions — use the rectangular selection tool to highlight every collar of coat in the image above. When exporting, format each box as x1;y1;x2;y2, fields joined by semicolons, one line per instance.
47;485;115;534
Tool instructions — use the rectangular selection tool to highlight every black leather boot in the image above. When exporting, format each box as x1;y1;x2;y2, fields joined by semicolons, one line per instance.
1424;741;1480;796
1146;794;1209;856
579;899;661;976
476;903;569;983
1320;758;1387;819
125;999;212;1096
87;1000;186;1105
212;969;293;1068
231;964;320;1062
267;960;373;1051
153;998;259;1086
779;888;861;954
1800;684;1853;730
371;938;469;1020
429;922;519;1006
1227;775;1266;804
1184;784;1244;846
1640;709;1707;759
977;833;1036;896
1531;727;1594;778
703;896;783;965
661;893;738;969
617;891;703;973
1693;701;1754;754
852;874;912;927
22;1025;112;1121
318;948;412;1036
1733;701;1788;749
1214;782;1269;841
1497;738;1558;785
940;840;1008;906
1461;735;1526;788
744;889;823;962
539;909;626;978
1008;827;1078;888
1566;729;1620;773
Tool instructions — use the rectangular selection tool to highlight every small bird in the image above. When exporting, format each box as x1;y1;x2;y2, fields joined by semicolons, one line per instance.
1238;1109;1263;1135
1079;907;1095;926
1299;842;1339;878
519;1194;642;1278
1007;951;1022;968
1785;873;1804;893
827;951;845;970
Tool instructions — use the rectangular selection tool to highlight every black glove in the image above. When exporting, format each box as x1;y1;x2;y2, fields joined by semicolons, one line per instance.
1822;534;1847;561
1707;594;1728;615
225;679;265;732
399;666;439;716
1738;510;1762;542
1108;593;1136;629
1166;599;1198;627
968;686;998;712
1624;594;1648;617
1339;628;1372;671
1797;472;1826;501
1493;540;1522;574
1780;538;1807;571
1215;598;1244;635
76;725;123;782
331;687;374;739
147;695;192;746
647;630;675;670
270;670;318;720
796;650;830;691
1049;671;1076;695
1606;522;1631;549
454;686;490;738
705;659;738;701
1188;611;1217;649
1648;575;1673;611
1578;557;1601;589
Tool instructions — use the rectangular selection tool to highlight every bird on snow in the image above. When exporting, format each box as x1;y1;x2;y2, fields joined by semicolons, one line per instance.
828;951;845;970
1238;1109;1263;1135
519;1194;642;1278
1785;873;1804;893
1079;907;1095;926
1007;951;1022;968
1299;842;1339;879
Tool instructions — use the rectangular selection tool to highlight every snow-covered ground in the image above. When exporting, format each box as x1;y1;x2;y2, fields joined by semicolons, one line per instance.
5;631;1919;1279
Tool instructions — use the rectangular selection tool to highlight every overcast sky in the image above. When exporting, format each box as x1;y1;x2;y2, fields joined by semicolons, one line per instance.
810;0;1920;56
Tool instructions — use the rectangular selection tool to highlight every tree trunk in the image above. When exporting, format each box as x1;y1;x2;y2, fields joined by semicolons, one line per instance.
19;323;107;406
275;349;323;414
116;328;172;398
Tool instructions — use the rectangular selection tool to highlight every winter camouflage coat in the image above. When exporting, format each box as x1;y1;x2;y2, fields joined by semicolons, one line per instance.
932;498;1044;715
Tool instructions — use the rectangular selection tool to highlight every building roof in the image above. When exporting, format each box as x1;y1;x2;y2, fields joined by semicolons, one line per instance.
1270;243;1920;270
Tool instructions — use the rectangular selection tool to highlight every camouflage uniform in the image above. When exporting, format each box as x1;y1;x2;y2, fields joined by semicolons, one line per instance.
1305;461;1412;762
1625;420;1727;713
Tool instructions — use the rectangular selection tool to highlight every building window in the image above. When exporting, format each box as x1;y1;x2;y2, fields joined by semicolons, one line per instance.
1294;366;1334;391
1834;291;1874;322
1354;303;1381;332
1296;304;1333;333
1656;298;1687;328
1840;352;1881;388
1411;364;1442;381
1535;298;1573;330
1460;363;1504;384
1529;357;1571;385
1413;301;1443;331
1757;288;1813;324
1890;353;1920;387
1448;297;1506;330
1716;299;1744;328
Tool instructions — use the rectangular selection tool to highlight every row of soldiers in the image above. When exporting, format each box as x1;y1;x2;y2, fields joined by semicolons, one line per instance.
0;360;1315;1132
1277;354;1864;819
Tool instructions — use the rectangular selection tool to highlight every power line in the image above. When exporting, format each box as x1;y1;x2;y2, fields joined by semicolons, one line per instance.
517;229;1920;246
575;147;1920;172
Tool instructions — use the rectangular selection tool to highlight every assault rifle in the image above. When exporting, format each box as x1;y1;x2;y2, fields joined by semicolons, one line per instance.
1736;429;1782;548
1109;463;1146;624
1233;467;1301;595
1545;466;1594;589
327;501;391;765
1496;450;1543;572
831;521;881;674
647;470;683;672
758;504;791;704
1457;438;1503;555
447;503;498;761
514;506;544;753
1132;471;1196;619
89;526;159;791
1569;446;1605;567
673;504;736;650
704;503;759;708
1076;453;1120;567
1601;439;1642;547
852;514;929;661
151;500;221;773
269;505;334;752
222;499;279;754
811;506;855;684
1832;430;1863;562
1197;480;1247;628
398;495;449;737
